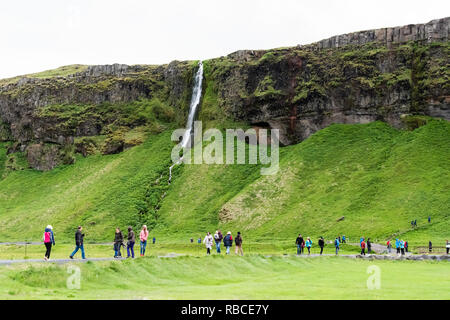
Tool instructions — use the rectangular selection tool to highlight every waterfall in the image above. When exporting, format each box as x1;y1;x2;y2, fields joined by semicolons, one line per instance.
169;61;204;184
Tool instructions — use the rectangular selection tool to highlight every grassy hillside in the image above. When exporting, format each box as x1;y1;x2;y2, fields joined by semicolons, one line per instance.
155;119;450;246
0;120;448;246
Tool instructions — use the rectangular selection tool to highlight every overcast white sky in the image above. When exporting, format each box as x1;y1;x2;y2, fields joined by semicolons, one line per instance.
1;0;449;79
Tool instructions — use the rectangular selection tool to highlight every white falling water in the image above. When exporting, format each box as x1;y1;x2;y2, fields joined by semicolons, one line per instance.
169;61;204;184
181;61;204;149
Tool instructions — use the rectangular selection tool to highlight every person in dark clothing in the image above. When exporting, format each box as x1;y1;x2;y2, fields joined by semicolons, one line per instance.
367;238;372;254
429;240;432;253
404;241;408;253
446;240;449;255
43;225;55;260
223;231;233;254
235;232;243;256
318;237;325;255
114;228;124;258
428;216;431;223
127;227;136;258
70;226;85;259
296;234;303;255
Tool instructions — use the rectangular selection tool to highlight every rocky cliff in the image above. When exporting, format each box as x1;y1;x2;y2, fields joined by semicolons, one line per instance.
0;17;449;170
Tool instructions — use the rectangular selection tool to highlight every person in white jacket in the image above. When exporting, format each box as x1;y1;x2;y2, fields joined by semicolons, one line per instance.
203;232;214;255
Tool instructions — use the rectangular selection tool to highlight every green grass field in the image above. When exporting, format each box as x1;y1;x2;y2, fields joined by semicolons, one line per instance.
0;256;448;300
0;120;449;248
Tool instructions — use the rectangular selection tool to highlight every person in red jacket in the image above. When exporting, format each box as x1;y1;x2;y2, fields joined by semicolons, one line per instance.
360;238;366;255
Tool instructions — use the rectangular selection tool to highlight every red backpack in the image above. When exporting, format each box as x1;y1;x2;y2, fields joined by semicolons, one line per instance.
44;231;51;243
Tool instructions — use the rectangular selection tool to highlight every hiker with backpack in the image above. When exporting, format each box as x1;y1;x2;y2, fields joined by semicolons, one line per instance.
404;240;409;253
387;240;392;253
43;225;55;260
70;226;86;260
334;237;340;255
429;240;432;253
342;235;346;243
235;232;243;256
214;230;223;254
223;231;233;254
203;232;214;255
296;234;303;255
318;237;325;255
139;225;149;257
127;227;136;258
305;237;312;255
114;228;124;258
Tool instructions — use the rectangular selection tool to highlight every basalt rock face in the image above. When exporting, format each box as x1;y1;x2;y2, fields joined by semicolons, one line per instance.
0;18;449;170
203;18;449;145
0;61;195;169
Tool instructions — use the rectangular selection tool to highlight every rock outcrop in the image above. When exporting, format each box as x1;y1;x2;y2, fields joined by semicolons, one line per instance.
0;17;449;169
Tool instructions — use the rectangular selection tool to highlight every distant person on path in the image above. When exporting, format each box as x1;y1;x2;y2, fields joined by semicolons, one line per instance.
197;237;201;244
318;237;325;255
301;238;306;254
139;225;149;257
428;216;431;223
395;238;400;255
428;240;432;253
235;232;243;256
114;228;124;258
334;237;340;255
70;226;85;259
43;225;55;260
342;235;346;243
296;234;303;255
360;239;366;255
446;240;449;255
414;220;417;227
214;230;223;254
223;231;233;254
305;237;312;255
203;232;213;255
400;240;405;256
153;237;156;244
367;238;372;254
386;240;392;253
404;241;408;253
127;227;136;258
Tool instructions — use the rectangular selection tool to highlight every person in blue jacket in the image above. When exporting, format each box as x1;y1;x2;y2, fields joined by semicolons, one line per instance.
395;238;400;255
223;231;233;254
305;237;312;255
334;237;340;255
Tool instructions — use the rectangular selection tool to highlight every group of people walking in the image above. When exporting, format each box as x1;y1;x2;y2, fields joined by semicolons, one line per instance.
203;230;244;256
42;224;448;260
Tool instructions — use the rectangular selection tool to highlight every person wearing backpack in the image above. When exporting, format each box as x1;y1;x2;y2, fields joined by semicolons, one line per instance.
114;228;124;258
235;232;243;256
295;234;303;255
386;240;391;253
305;237;312;255
70;226;85;259
334;237;340;255
139;225;149;257
203;232;213;255
223;231;233;254
318;237;325;255
360;239;366;255
127;227;136;258
43;225;55;260
214;230;223;254
404;240;408;253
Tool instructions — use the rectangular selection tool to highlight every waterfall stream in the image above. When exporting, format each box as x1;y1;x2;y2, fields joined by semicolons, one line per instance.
168;61;204;184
